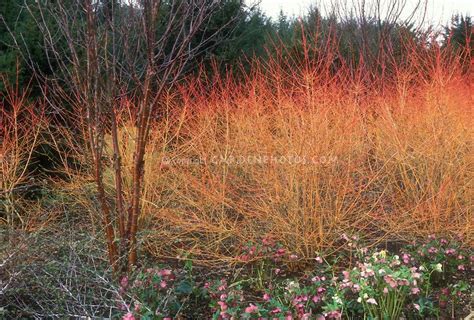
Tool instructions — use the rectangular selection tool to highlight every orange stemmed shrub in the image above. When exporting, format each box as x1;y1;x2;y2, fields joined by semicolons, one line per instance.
64;30;473;264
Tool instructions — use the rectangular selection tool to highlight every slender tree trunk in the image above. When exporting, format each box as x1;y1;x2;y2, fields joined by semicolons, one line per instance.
127;98;151;269
94;150;118;272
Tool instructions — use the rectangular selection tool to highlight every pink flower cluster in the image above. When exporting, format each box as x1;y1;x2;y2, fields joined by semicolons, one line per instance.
238;237;299;264
206;279;245;319
341;233;359;248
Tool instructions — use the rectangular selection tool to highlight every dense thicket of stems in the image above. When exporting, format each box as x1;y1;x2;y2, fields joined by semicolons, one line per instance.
7;0;470;275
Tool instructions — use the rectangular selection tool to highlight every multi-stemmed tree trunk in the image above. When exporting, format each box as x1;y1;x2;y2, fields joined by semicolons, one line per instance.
25;0;235;274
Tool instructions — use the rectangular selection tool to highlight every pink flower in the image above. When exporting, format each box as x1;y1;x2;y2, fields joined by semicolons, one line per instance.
367;269;375;277
315;256;323;263
122;313;135;320
160;280;167;288
249;246;256;255
440;238;448;245
134;302;141;312
239;254;250;262
158;269;172;276
326;310;342;319
428;247;438;254
340;280;352;289
458;265;465;271
263;293;271;301
414;303;420;311
245;303;258;314
271;307;282;314
398;279;410;286
411;287;420;295
220;293;228;301
312;295;321;303
366;298;377;305
440;287;450;295
383;287;389;294
342;271;350;280
120;276;129;288
402;254;410;264
217;301;228;311
276;248;286;256
292;296;302;305
218;280;227;291
445;248;456;255
384;275;398;288
289;254;298;260
164;318;172;320
262;237;273;246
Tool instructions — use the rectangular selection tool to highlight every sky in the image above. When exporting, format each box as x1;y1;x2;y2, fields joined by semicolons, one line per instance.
253;0;472;26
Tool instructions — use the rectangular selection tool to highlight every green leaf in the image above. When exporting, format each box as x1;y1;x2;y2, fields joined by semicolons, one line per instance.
175;280;193;295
